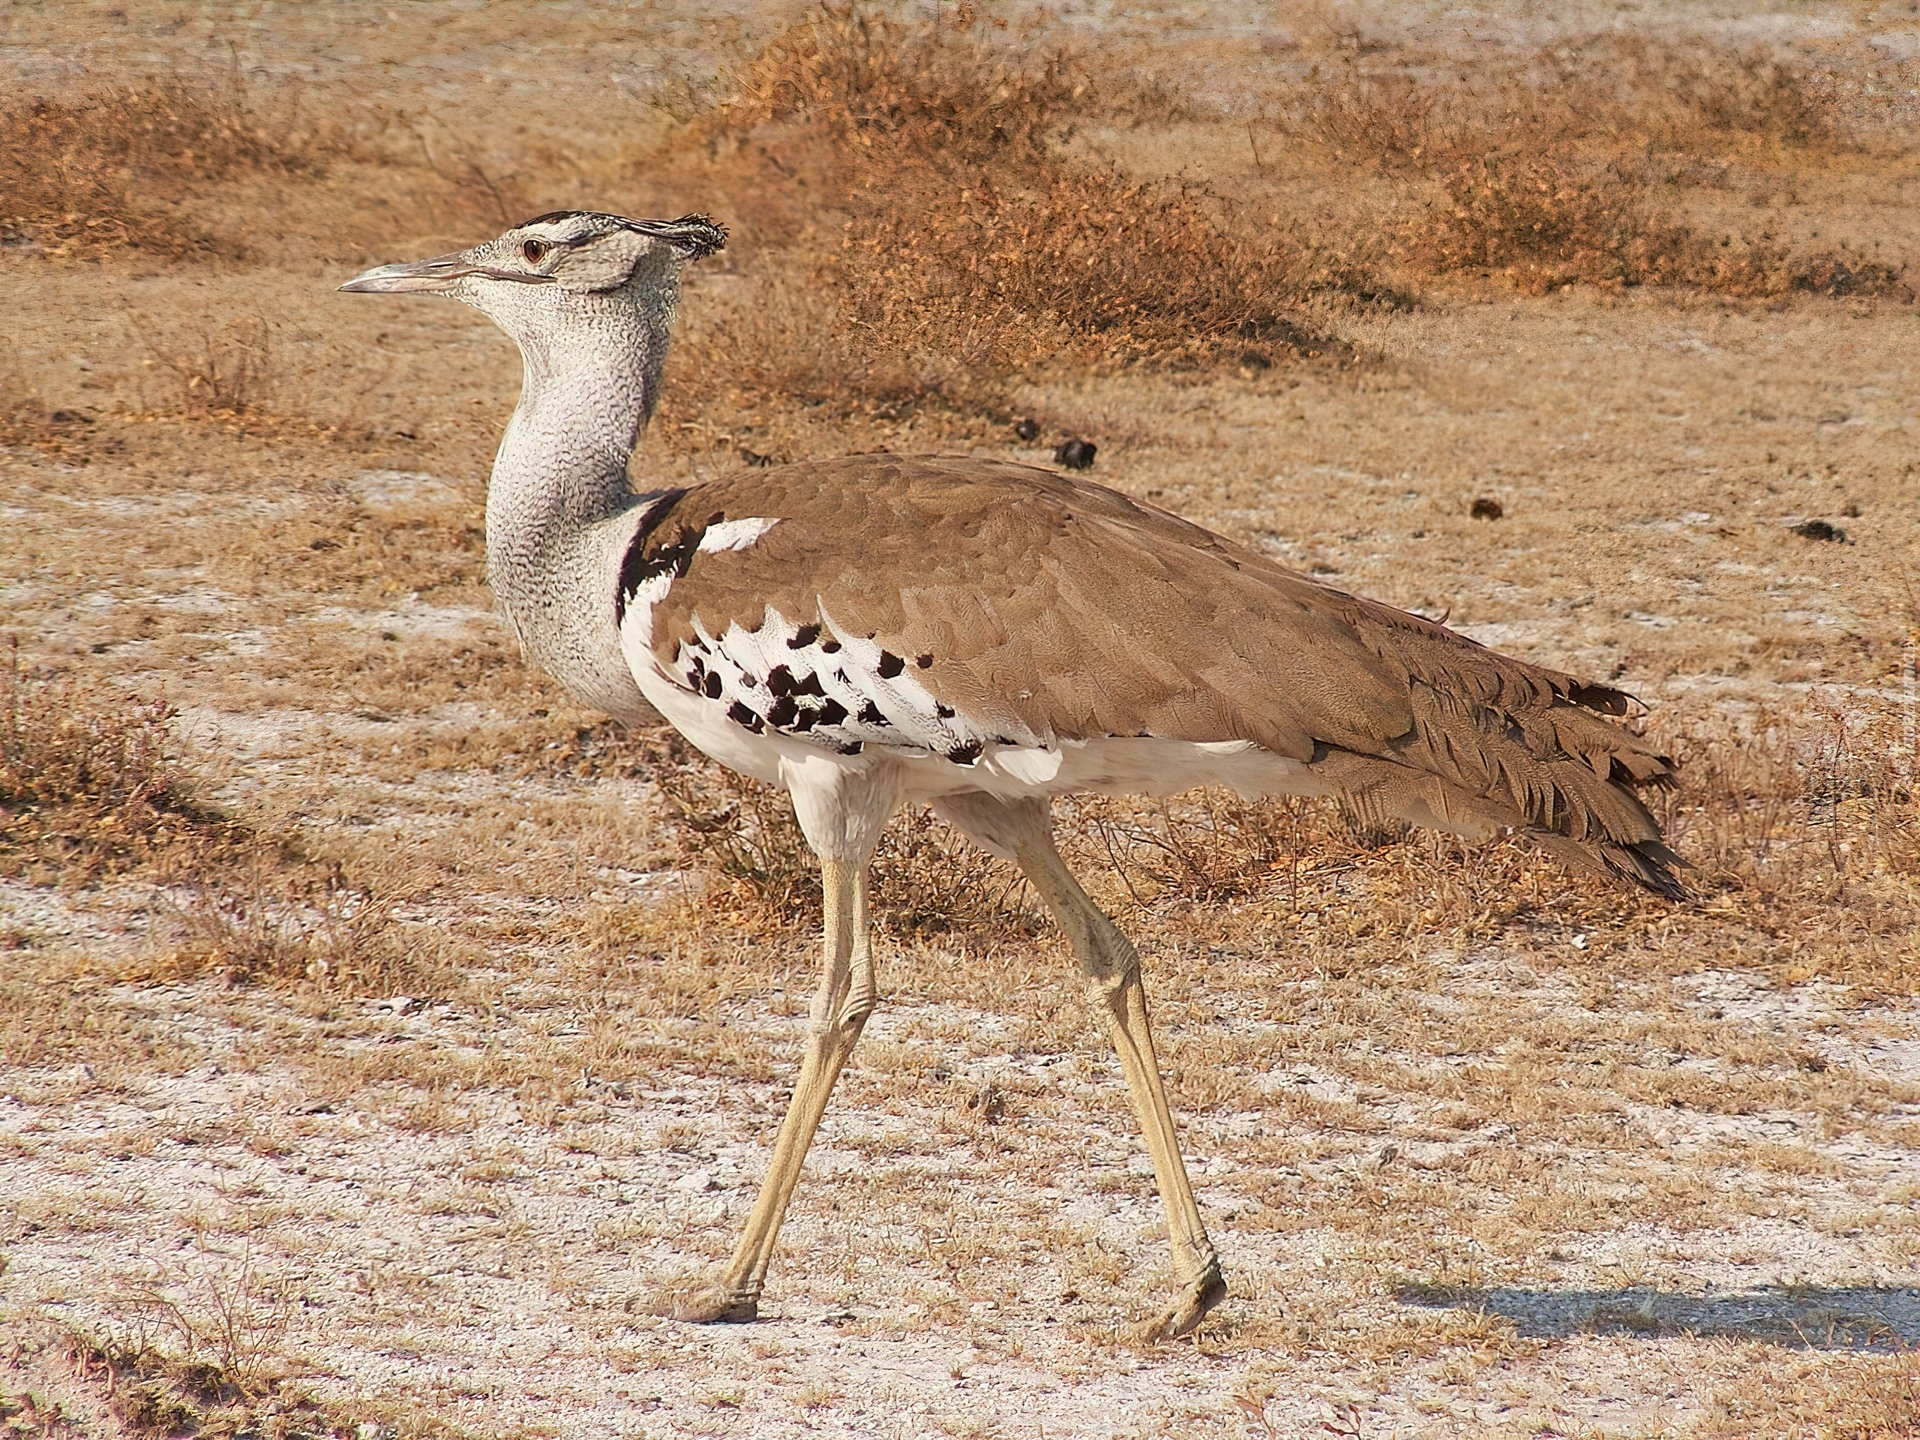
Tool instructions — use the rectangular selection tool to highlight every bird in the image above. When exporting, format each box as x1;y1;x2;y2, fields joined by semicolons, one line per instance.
342;210;1680;1342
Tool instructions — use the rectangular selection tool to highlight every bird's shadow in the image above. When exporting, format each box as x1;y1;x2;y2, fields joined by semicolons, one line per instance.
1396;1282;1919;1351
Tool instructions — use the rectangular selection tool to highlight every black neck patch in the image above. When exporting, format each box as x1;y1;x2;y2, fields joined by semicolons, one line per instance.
614;489;722;625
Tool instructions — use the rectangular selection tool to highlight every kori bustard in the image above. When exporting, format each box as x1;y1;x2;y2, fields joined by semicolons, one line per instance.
343;211;1679;1340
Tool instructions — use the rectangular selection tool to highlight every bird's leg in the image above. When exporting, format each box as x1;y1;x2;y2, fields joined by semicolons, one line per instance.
977;799;1224;1342
668;855;876;1322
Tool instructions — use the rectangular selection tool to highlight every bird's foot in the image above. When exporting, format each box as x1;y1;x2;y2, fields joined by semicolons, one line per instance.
1134;1258;1227;1344
626;1278;759;1324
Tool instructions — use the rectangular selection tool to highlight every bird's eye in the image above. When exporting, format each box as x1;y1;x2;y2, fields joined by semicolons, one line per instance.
522;239;549;265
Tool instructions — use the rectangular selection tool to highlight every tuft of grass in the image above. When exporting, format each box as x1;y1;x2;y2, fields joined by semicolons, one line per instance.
644;727;1042;941
1701;1347;1920;1439
632;684;1916;1001
1411;150;1907;298
139;863;469;999
0;78;339;260
130;312;278;416
0;641;234;879
0;372;101;461
0;644;465;999
1284;43;1906;300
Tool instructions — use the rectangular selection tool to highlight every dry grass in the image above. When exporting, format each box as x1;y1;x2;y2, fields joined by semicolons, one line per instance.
1701;1349;1920;1438
0;645;468;1003
0;641;228;881
1404;150;1906;298
129;313;278;416
636;677;1917;1000
0;79;342;260
645;8;1912;431
575;725;1043;943
645;5;1364;422
1287;43;1911;298
0;380;101;462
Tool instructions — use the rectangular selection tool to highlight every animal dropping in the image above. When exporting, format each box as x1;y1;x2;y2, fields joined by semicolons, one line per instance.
342;208;1681;1344
1791;518;1847;542
1053;437;1097;470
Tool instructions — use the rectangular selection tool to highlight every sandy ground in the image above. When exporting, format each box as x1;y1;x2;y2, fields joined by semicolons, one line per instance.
2;937;1915;1438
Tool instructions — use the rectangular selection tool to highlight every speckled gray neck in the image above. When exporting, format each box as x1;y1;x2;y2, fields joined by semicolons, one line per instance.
478;272;679;723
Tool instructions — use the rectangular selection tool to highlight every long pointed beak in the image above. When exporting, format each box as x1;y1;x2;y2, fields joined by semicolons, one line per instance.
340;251;557;294
339;252;472;294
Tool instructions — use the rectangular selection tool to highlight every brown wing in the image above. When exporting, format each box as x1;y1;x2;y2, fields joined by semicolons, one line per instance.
629;455;1680;894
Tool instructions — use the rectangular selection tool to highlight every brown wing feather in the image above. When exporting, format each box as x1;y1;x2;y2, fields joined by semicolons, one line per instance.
638;455;1681;895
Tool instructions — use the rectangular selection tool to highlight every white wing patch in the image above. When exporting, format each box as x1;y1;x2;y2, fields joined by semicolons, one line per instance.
611;503;1048;773
668;604;1041;765
697;517;781;553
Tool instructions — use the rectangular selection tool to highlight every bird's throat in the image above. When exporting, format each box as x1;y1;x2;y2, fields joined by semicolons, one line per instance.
482;306;668;721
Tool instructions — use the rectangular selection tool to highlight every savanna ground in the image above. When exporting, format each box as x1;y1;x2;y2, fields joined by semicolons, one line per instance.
1;2;1917;1436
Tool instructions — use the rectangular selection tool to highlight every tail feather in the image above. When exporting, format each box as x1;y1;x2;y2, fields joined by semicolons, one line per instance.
1306;675;1684;898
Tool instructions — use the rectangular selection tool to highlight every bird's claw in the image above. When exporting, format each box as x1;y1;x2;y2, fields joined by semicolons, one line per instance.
1134;1259;1227;1344
628;1278;759;1324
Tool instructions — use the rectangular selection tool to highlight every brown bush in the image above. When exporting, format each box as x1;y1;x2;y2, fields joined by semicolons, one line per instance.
633;681;1917;1000
647;728;1041;941
1410;152;1683;292
0;373;99;460
1573;39;1835;148
1408;150;1908;297
129;313;277;415
144;862;467;998
1320;38;1842;159
650;4;1359;406
1281;41;1903;301
843;166;1352;369
0;79;337;259
702;3;1084;170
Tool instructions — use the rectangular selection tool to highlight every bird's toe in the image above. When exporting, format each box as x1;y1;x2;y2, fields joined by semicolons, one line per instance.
1134;1260;1228;1344
630;1278;760;1324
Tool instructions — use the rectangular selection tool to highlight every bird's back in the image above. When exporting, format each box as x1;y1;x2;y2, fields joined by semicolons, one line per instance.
615;454;1680;894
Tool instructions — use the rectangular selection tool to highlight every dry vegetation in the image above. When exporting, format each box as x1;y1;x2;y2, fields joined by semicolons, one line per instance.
0;79;343;260
1;2;1917;1437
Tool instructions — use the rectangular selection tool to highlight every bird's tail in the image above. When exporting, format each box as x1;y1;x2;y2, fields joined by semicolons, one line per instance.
1308;678;1685;898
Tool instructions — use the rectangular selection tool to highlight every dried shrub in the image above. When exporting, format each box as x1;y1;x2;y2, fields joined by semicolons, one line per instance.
1281;42;1902;300
648;729;1040;941
145;864;467;998
130;313;277;415
631;682;1917;1000
1411;153;1684;292
0;78;337;259
1301;74;1449;168
0;642;233;878
60;1250;332;1439
0;645;452;997
1404;149;1905;299
844;166;1351;370
651;3;1361;406
1592;40;1835;148
0;372;99;460
705;4;1083;169
1702;1349;1920;1439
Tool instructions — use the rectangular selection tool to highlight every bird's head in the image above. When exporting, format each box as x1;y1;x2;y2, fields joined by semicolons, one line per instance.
340;210;726;342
